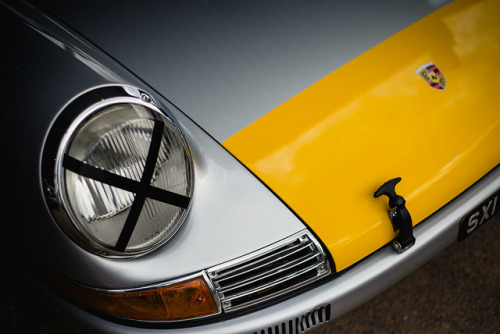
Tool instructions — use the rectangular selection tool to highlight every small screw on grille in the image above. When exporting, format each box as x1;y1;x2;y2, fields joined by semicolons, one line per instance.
140;93;152;103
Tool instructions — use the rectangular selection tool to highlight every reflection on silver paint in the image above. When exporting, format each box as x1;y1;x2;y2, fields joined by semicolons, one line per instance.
35;0;453;141
3;0;124;83
3;1;304;287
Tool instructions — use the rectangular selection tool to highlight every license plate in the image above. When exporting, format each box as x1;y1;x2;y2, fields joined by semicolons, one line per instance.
458;190;500;241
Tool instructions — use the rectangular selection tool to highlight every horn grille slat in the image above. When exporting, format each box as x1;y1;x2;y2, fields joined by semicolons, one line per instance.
207;231;331;312
252;304;332;334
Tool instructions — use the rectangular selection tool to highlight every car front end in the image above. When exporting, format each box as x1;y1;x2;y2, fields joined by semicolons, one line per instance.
3;0;500;333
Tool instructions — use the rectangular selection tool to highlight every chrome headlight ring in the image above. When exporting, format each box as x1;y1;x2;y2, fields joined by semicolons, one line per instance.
42;86;194;258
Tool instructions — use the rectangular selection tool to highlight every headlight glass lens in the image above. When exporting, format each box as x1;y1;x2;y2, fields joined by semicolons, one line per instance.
54;98;193;256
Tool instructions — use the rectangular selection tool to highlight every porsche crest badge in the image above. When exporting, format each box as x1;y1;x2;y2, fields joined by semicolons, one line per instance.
416;62;446;90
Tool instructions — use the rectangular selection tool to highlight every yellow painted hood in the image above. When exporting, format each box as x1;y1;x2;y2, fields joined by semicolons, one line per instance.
223;0;500;271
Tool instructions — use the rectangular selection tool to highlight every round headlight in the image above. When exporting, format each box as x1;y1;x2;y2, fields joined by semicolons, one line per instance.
43;86;193;257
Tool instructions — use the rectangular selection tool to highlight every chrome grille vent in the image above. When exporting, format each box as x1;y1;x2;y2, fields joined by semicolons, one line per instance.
253;304;331;334
207;231;331;312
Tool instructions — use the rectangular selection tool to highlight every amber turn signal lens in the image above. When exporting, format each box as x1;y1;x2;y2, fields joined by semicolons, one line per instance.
54;274;219;321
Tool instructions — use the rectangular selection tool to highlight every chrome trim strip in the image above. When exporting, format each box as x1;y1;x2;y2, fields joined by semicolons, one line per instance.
215;243;314;284
221;264;324;305
200;271;222;315
218;252;320;293
207;231;328;278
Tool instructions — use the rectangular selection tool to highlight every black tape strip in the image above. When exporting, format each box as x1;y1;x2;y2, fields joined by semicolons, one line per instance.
62;120;191;252
63;154;190;209
114;120;165;251
114;195;146;252
141;121;165;189
146;186;190;209
63;154;141;194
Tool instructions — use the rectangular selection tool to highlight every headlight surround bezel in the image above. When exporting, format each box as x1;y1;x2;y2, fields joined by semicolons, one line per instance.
42;85;194;258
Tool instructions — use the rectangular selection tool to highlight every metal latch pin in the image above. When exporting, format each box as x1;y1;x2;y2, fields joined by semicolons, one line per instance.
374;177;416;254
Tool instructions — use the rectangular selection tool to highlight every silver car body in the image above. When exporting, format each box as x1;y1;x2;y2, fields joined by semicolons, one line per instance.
3;0;499;333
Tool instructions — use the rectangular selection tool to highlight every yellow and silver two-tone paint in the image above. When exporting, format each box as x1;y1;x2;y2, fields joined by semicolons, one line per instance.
224;0;500;271
8;0;500;332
